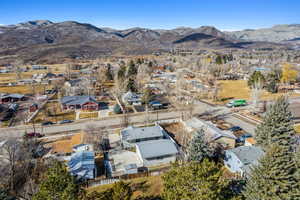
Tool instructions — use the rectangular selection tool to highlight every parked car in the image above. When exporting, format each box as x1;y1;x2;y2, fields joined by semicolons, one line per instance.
236;133;253;143
229;126;243;132
59;120;73;124
226;99;247;108
25;132;44;138
42;121;55;126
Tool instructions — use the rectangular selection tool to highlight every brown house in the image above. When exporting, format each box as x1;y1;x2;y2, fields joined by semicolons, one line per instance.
60;96;99;111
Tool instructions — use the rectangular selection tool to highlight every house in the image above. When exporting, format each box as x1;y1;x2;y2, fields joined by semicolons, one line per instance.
64;79;82;88
64;79;89;96
183;118;236;149
73;144;94;152
32;65;47;70
245;138;256;146
0;93;26;103
60;96;99;111
68;151;96;180
107;124;179;176
107;150;144;177
29;103;38;112
120;125;167;148
122;91;142;105
224;146;264;177
135;139;178;167
44;72;57;79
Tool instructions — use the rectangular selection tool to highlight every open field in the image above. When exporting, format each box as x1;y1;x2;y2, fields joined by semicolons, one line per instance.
0;64;67;83
0;84;52;94
87;175;163;199
218;80;300;102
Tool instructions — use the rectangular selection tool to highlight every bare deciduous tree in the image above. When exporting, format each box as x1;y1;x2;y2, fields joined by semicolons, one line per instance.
251;79;264;110
84;124;108;153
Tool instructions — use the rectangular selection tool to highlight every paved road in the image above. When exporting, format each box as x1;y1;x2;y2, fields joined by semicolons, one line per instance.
0;110;184;139
0;100;258;139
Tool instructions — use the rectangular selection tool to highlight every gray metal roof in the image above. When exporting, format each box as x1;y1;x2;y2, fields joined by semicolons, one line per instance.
68;151;95;179
185;118;236;141
0;93;24;99
136;139;178;159
60;96;97;106
121;125;165;141
227;146;264;166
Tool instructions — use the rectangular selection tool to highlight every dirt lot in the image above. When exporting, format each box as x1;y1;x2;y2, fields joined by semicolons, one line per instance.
162;122;192;148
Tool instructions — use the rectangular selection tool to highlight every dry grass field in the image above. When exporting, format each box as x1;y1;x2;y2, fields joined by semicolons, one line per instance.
0;84;52;94
218;80;300;102
79;112;99;119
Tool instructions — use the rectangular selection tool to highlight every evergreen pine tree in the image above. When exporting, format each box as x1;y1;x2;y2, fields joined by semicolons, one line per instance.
127;60;137;77
243;144;300;200
126;78;137;92
32;161;82;200
187;129;213;162
112;181;132;200
255;96;296;150
162;159;236;200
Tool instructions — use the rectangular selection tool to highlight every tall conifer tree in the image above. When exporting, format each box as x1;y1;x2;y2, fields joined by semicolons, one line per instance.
255;96;295;150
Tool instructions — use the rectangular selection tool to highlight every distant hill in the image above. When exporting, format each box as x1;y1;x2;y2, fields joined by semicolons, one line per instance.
0;20;293;64
226;24;300;42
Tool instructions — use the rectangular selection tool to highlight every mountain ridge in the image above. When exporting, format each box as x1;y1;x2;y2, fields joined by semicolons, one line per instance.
0;20;296;64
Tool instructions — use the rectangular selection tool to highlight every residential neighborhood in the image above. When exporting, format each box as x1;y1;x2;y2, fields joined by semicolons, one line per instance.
0;1;300;199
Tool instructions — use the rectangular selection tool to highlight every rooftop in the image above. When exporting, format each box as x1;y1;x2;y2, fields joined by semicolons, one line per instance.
121;125;166;141
227;146;264;166
136;139;178;159
68;151;95;179
109;150;143;176
60;96;97;106
184;118;236;141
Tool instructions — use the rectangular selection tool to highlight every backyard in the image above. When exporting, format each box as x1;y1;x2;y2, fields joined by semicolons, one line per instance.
33;101;75;123
87;175;163;200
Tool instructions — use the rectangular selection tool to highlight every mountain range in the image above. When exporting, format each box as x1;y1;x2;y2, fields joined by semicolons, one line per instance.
0;20;299;64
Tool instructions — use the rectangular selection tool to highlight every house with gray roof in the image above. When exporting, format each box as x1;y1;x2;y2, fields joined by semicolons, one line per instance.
224;146;264;177
107;124;179;176
121;91;142;105
135;139;178;167
120;125;167;148
68;151;96;180
183;117;236;149
60;96;99;111
0;93;26;103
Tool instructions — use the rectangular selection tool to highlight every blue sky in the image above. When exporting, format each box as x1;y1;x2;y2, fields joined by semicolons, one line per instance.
0;0;299;30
